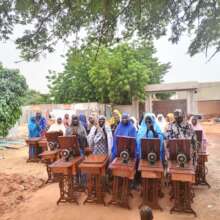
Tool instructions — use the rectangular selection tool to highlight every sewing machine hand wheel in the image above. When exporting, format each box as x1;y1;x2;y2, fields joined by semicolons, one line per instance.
177;153;187;167
120;150;129;163
147;152;157;165
60;149;71;161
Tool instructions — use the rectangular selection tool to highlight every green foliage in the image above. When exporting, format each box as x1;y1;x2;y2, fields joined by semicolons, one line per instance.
0;64;27;137
156;92;174;100
22;89;51;105
1;1;220;60
47;41;170;105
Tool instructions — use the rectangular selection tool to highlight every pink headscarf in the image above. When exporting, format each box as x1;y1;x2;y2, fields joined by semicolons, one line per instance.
190;116;207;152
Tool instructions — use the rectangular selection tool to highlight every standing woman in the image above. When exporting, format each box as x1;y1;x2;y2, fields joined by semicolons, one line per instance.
87;115;113;156
109;109;122;133
66;115;88;155
157;114;166;133
111;113;137;160
79;113;89;133
137;113;165;162
190;116;207;152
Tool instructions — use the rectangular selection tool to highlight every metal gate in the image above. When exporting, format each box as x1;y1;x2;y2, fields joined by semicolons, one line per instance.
152;99;187;116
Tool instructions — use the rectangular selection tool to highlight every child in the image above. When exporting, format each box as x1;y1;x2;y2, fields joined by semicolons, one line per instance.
140;206;153;220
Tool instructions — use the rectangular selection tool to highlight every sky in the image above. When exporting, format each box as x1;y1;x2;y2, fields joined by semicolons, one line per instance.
0;28;220;94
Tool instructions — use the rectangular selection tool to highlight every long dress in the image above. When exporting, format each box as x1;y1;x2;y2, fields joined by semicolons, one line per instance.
28;116;46;157
88;125;113;156
66;124;88;155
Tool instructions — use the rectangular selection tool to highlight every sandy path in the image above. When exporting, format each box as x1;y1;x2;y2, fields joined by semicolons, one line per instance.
1;125;220;220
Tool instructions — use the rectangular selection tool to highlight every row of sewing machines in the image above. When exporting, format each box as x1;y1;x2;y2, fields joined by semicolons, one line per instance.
26;130;209;217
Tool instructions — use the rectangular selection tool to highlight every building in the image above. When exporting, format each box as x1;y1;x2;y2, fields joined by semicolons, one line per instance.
144;81;220;118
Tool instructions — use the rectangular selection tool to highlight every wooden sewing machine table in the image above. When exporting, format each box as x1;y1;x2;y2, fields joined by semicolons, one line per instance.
195;152;210;188
108;158;136;209
79;154;108;205
139;160;163;210
38;138;48;152
26;137;43;162
49;156;84;205
169;161;196;217
39;149;60;183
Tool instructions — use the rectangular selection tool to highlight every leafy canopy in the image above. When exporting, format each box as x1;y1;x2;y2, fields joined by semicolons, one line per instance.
47;41;170;104
22;89;51;105
1;0;220;60
0;64;27;137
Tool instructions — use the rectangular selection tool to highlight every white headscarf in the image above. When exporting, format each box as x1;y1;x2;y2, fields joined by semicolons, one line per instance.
157;114;166;133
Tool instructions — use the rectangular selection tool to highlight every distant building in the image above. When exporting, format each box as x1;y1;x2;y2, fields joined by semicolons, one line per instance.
143;81;220;118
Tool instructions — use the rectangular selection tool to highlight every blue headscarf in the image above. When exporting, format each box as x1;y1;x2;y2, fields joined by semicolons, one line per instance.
28;116;46;138
28;117;41;138
137;113;165;161
111;113;137;159
79;113;88;130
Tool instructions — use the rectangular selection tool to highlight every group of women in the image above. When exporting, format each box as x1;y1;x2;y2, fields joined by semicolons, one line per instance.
63;109;207;163
28;109;207;162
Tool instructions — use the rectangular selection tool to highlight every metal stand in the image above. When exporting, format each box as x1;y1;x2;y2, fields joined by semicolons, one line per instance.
83;174;104;204
170;181;197;217
195;153;210;188
108;176;131;209
140;178;162;210
57;173;79;205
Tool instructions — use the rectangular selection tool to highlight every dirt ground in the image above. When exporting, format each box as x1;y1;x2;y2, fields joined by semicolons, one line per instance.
0;124;220;220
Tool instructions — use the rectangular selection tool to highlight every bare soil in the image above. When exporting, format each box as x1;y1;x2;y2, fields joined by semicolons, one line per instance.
0;124;220;220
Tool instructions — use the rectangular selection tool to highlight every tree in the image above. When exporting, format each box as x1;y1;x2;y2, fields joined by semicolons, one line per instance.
0;64;27;137
22;89;51;105
47;41;170;104
1;1;220;60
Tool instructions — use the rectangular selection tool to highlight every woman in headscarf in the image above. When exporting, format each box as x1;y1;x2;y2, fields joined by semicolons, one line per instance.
137;113;165;161
111;113;137;160
79;113;88;132
190;116;207;152
130;116;138;131
87;115;113;156
87;114;97;135
109;109;122;133
157;114;166;133
165;113;175;132
66;115;88;155
48;117;66;135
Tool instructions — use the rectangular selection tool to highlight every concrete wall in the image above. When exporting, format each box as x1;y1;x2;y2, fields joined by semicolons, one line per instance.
197;82;220;101
19;103;106;124
176;82;220;101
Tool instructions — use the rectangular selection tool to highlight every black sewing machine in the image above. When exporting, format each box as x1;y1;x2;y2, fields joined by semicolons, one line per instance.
116;136;136;163
141;138;160;165
58;135;80;161
168;139;191;168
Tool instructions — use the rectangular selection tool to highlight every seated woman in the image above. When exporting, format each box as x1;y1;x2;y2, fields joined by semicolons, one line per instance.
111;113;137;160
137;113;165;161
87;115;113;156
190;116;207;152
